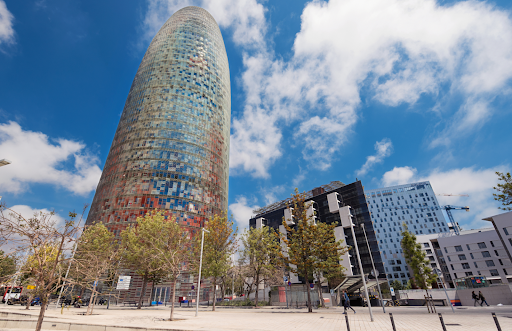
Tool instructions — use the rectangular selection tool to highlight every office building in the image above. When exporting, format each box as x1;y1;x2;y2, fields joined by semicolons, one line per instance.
365;181;450;285
250;180;386;290
417;225;512;288
86;6;230;302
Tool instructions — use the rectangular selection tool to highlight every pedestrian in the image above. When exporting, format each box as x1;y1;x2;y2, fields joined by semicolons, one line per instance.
478;291;489;306
472;291;478;307
343;290;356;314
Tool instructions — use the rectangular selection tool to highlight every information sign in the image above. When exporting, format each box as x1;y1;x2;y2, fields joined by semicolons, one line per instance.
116;275;131;290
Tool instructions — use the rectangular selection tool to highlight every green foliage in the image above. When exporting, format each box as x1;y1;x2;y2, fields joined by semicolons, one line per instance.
121;210;178;310
280;189;348;312
494;172;512;210
0;250;16;283
400;224;437;290
390;280;403;291
239;226;281;306
73;223;119;315
194;213;237;311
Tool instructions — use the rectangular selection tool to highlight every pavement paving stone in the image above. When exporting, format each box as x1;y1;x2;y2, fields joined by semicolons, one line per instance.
0;304;511;331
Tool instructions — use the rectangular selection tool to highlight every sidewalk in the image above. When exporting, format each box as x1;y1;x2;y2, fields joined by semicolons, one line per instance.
0;304;511;331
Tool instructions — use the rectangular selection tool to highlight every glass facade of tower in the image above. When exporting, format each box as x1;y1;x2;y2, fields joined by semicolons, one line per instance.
86;6;230;238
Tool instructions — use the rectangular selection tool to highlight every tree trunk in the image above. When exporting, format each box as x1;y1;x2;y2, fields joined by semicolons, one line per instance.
34;295;48;331
254;275;259;307
306;279;312;313
212;278;217;311
25;293;33;310
316;280;324;307
149;281;155;306
137;273;148;309
170;279;177;321
87;280;98;316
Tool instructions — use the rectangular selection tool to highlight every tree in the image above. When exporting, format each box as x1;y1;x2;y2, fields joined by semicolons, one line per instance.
0;205;84;331
239;226;282;307
72;223;120;315
313;221;347;307
390;280;403;291
400;224;436;291
121;210;171;309
494;171;512;210
279;189;348;313
0;250;16;284
195;213;237;311
145;213;192;321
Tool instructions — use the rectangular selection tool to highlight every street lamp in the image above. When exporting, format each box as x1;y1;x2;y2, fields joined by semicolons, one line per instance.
347;209;374;322
361;223;385;313
434;268;455;313
195;227;210;317
0;159;11;167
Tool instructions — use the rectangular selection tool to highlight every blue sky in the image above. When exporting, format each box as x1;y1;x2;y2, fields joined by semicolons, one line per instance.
0;0;511;232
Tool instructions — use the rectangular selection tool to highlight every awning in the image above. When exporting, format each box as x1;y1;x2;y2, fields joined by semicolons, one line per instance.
333;275;388;294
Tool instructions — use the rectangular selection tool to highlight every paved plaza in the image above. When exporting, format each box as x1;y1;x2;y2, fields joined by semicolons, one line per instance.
0;304;511;331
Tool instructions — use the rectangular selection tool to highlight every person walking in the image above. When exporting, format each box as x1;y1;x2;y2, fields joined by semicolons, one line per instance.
343;290;356;314
478;291;489;306
472;291;479;307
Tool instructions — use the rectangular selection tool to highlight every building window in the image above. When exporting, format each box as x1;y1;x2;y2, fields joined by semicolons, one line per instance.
470;253;474;259
465;272;473;276
504;228;509;236
482;251;491;258
455;245;463;252
447;256;451;262
474;262;478;268
491;241;495;247
426;249;432;254
495;250;499;256
424;243;430;248
504;269;509;276
490;269;499;276
454;273;457;278
486;260;495;267
478;242;487;249
499;259;503;266
509;238;512;247
462;263;470;270
466;244;471;250
458;254;467;261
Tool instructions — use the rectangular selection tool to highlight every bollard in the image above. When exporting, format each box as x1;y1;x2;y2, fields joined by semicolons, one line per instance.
492;312;502;331
389;313;397;331
438;313;447;331
345;314;350;331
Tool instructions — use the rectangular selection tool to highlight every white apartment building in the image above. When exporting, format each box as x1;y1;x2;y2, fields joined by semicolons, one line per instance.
484;211;512;264
417;227;512;288
365;181;450;285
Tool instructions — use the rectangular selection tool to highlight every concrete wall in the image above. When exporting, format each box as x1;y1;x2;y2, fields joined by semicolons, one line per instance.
457;285;512;306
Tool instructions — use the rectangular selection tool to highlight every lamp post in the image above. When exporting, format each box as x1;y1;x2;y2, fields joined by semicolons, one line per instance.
434;268;455;313
348;213;374;322
361;223;385;313
195;227;210;317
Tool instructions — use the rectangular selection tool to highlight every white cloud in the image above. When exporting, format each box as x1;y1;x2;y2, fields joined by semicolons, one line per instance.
141;0;512;178
381;165;508;229
0;0;14;47
382;166;418;187
0;121;102;196
233;0;512;176
141;0;266;48
228;196;259;231
356;138;393;176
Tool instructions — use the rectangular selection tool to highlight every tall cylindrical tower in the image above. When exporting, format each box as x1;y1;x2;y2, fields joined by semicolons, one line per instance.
87;7;230;237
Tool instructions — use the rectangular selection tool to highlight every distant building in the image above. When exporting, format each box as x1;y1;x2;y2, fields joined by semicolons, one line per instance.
483;211;512;264
365;181;450;285
250;180;386;288
416;224;512;288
